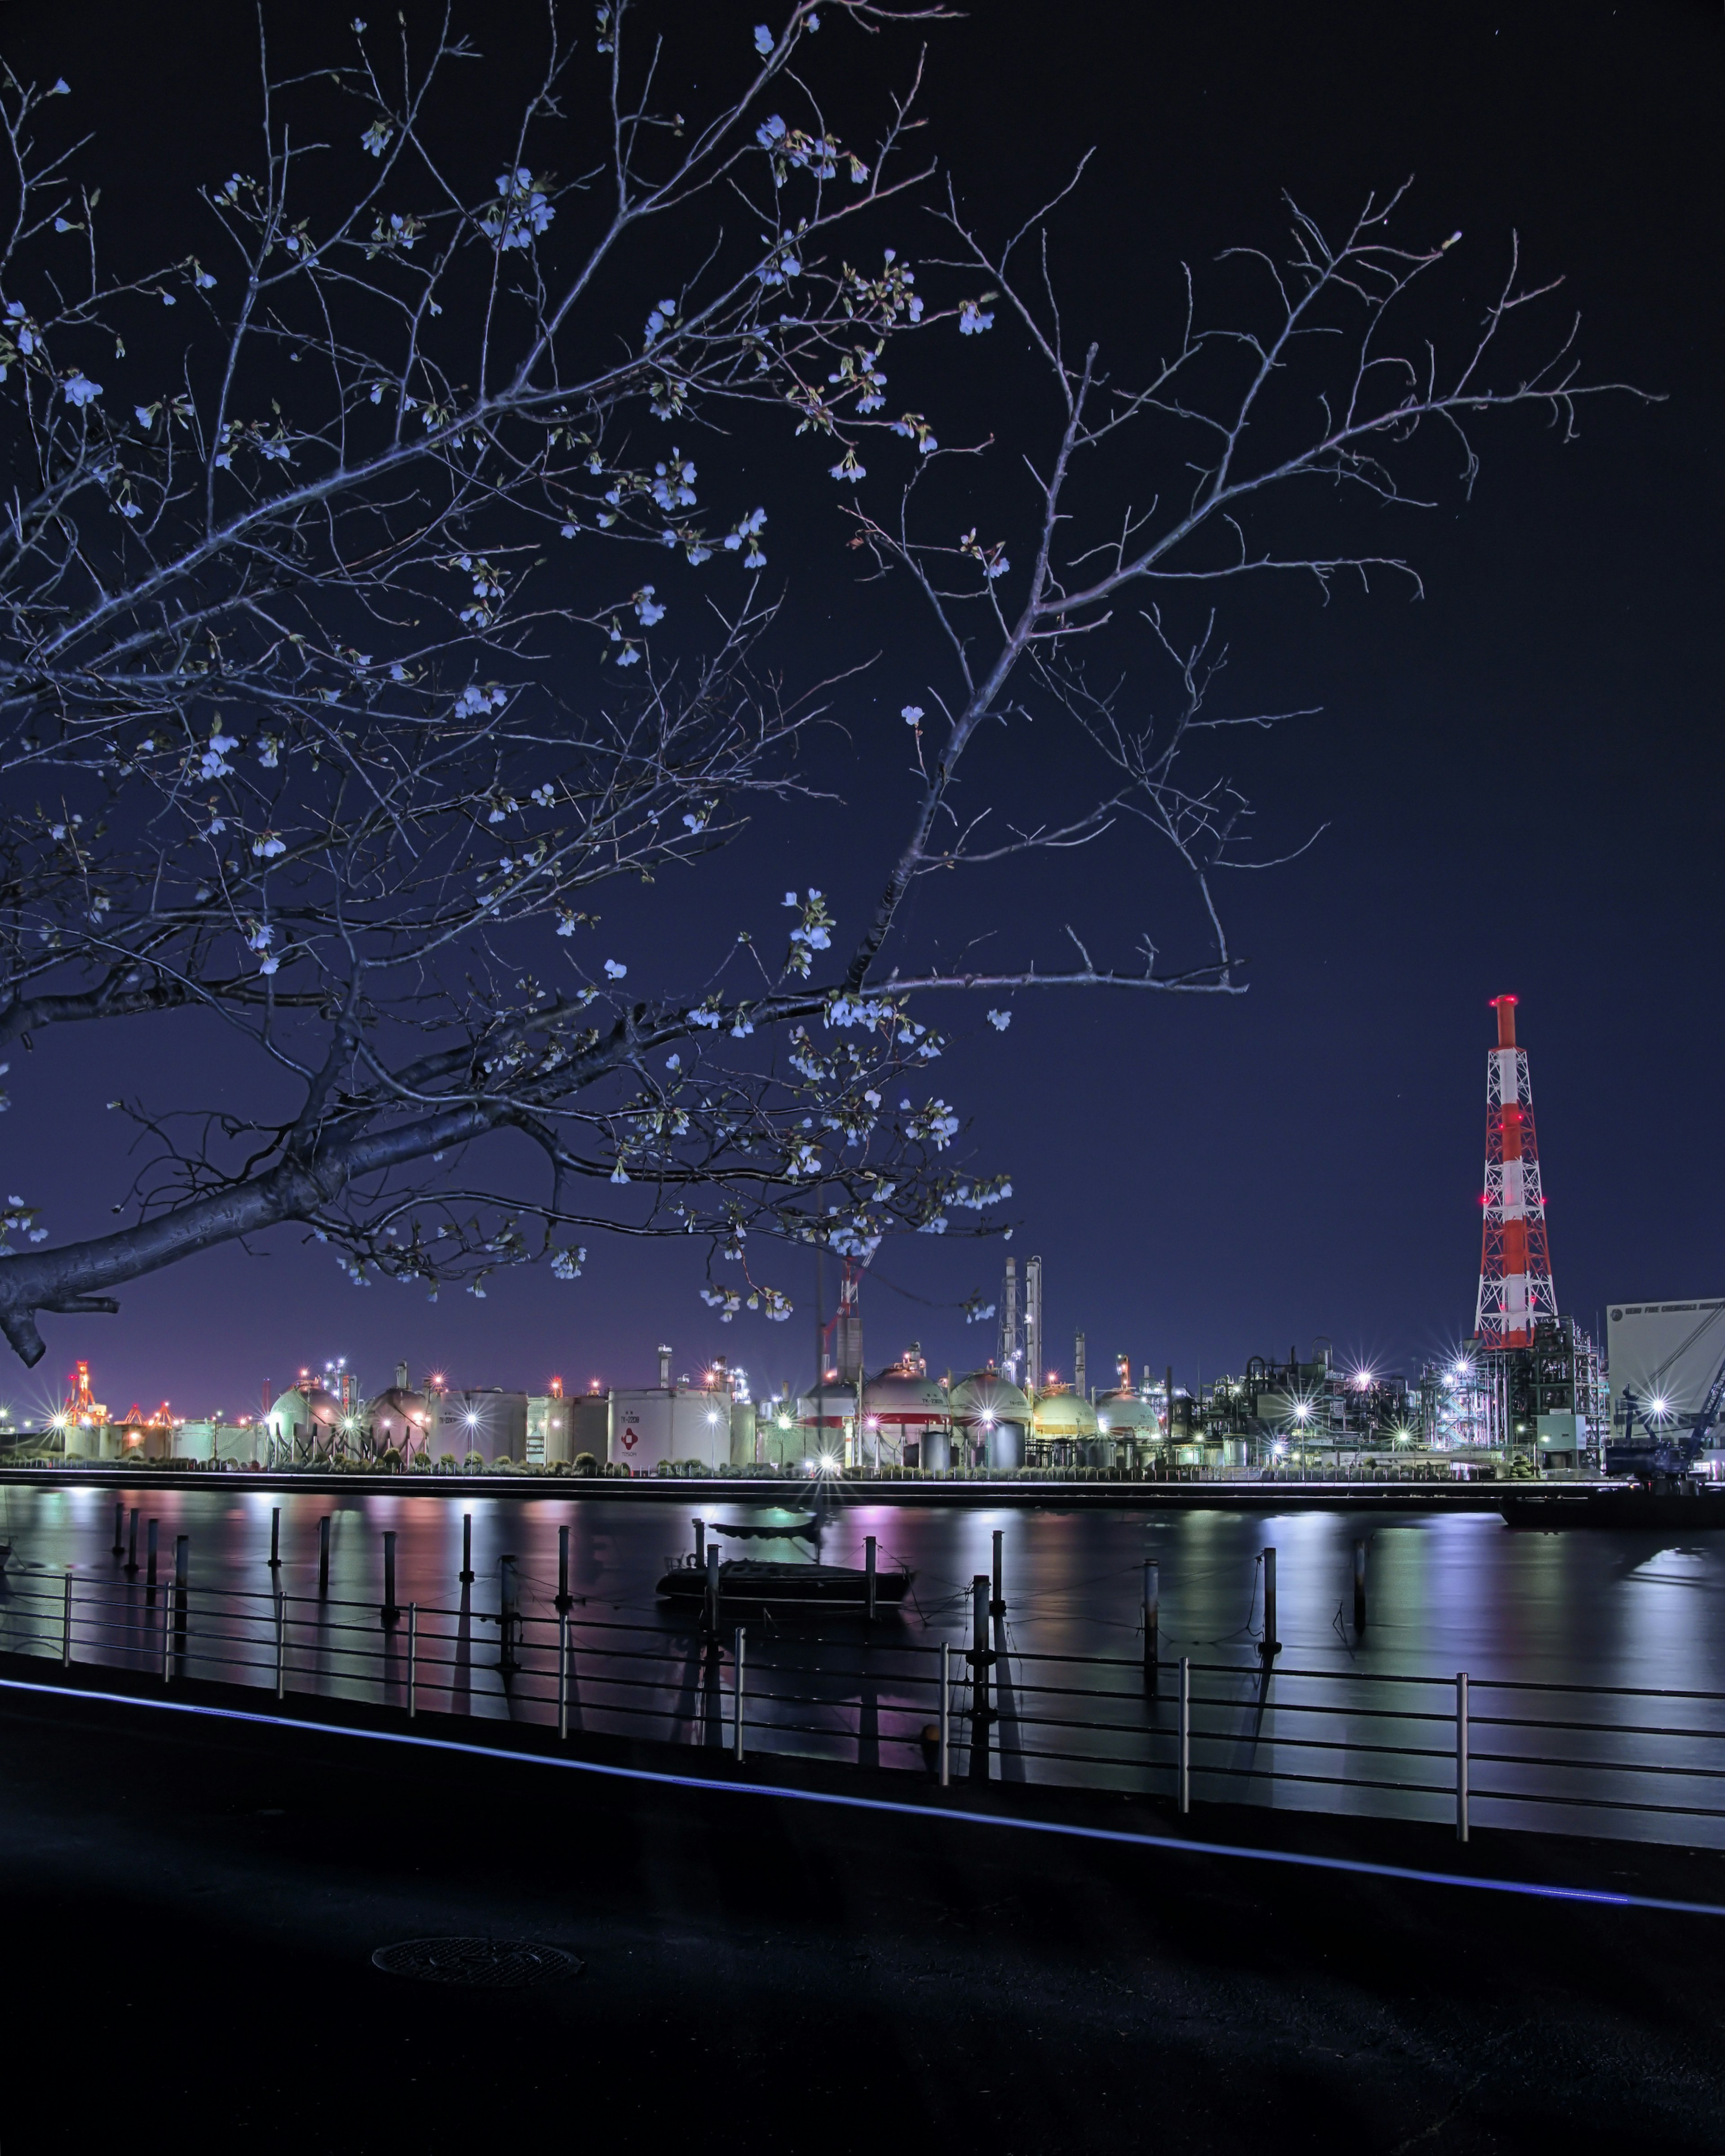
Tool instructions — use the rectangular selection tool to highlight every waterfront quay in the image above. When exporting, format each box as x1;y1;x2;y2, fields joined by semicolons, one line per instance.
0;1463;1589;1511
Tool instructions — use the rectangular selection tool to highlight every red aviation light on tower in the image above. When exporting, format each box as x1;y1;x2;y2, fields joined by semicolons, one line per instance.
1475;995;1557;1348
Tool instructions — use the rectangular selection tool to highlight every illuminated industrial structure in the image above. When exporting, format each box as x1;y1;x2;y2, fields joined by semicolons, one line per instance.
1476;994;1557;1350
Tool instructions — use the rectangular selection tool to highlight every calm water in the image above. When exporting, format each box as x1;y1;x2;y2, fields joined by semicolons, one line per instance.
4;1483;1723;1843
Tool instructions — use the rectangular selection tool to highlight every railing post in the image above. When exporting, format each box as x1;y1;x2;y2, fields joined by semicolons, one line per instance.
459;1511;473;1585
704;1545;721;1639
1353;1538;1367;1633
1178;1656;1191;1815
146;1516;159;1592
558;1611;570;1741
381;1529;400;1625
865;1535;877;1623
556;1523;572;1613
268;1507;282;1572
939;1642;951;1789
969;1574;991;1783
694;1517;705;1569
1143;1559;1160;1695
162;1583;172;1683
318;1514;330;1595
407;1604;418;1719
991;1528;1004;1620
1456;1671;1470;1843
274;1587;285;1701
124;1507;139;1577
62;1569;72;1667
111;1502;124;1558
733;1626;746;1762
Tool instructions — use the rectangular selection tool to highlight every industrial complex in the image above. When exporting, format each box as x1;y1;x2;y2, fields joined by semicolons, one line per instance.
13;998;1725;1482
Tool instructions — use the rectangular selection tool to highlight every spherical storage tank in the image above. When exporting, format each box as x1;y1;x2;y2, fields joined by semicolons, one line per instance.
860;1361;950;1470
951;1370;1031;1472
367;1386;432;1457
265;1386;345;1456
1094;1389;1162;1461
1031;1387;1099;1463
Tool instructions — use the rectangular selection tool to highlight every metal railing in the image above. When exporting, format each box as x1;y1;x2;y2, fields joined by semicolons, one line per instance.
3;1567;1724;1846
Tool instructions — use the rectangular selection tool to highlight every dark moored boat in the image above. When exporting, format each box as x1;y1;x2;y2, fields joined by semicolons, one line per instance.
1501;1488;1725;1532
656;1554;914;1612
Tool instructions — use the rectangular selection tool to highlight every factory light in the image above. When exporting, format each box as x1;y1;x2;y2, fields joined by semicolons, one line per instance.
775;1413;791;1430
1649;1395;1672;1420
818;1453;838;1473
706;1411;720;1426
864;1416;879;1431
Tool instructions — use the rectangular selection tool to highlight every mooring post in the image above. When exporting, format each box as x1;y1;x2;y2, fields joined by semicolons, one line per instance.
1456;1671;1470;1843
556;1523;572;1613
1353;1538;1368;1633
558;1612;570;1742
62;1569;72;1667
124;1507;139;1577
704;1544;721;1639
407;1604;418;1719
991;1527;1004;1620
499;1555;519;1674
274;1586;285;1701
172;1534;188;1664
1144;1559;1160;1695
1178;1656;1191;1815
146;1516;159;1592
865;1534;878;1623
318;1514;331;1595
459;1512;474;1585
111;1502;124;1558
694;1517;705;1569
268;1508;281;1572
939;1642;951;1788
381;1529;400;1625
1261;1545;1280;1664
733;1626;747;1762
969;1573;992;1783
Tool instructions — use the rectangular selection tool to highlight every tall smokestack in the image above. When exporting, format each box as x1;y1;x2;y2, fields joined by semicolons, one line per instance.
1475;995;1556;1348
658;1344;672;1390
1025;1255;1044;1392
1075;1333;1087;1400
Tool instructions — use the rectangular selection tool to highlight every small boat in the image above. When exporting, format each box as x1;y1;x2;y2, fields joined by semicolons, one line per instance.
1503;1488;1725;1532
656;1554;915;1613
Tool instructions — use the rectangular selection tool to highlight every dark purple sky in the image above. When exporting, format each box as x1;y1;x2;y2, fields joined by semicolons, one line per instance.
1;1;1717;1421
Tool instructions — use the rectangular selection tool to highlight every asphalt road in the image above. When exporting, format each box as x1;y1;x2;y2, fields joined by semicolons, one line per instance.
3;1682;1723;2154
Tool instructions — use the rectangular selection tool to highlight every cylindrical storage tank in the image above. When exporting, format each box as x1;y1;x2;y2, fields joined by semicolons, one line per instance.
920;1424;951;1474
729;1399;756;1468
950;1372;1032;1474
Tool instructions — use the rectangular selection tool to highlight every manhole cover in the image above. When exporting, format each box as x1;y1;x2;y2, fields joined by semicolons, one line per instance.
371;1938;580;1988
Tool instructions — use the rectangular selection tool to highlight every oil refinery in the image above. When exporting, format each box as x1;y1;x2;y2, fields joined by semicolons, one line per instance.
5;995;1718;1485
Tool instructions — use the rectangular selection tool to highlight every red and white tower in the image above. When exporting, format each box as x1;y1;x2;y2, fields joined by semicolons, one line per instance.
1474;994;1557;1347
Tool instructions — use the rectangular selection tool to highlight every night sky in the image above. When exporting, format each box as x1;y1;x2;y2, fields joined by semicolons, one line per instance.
0;1;1717;1421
